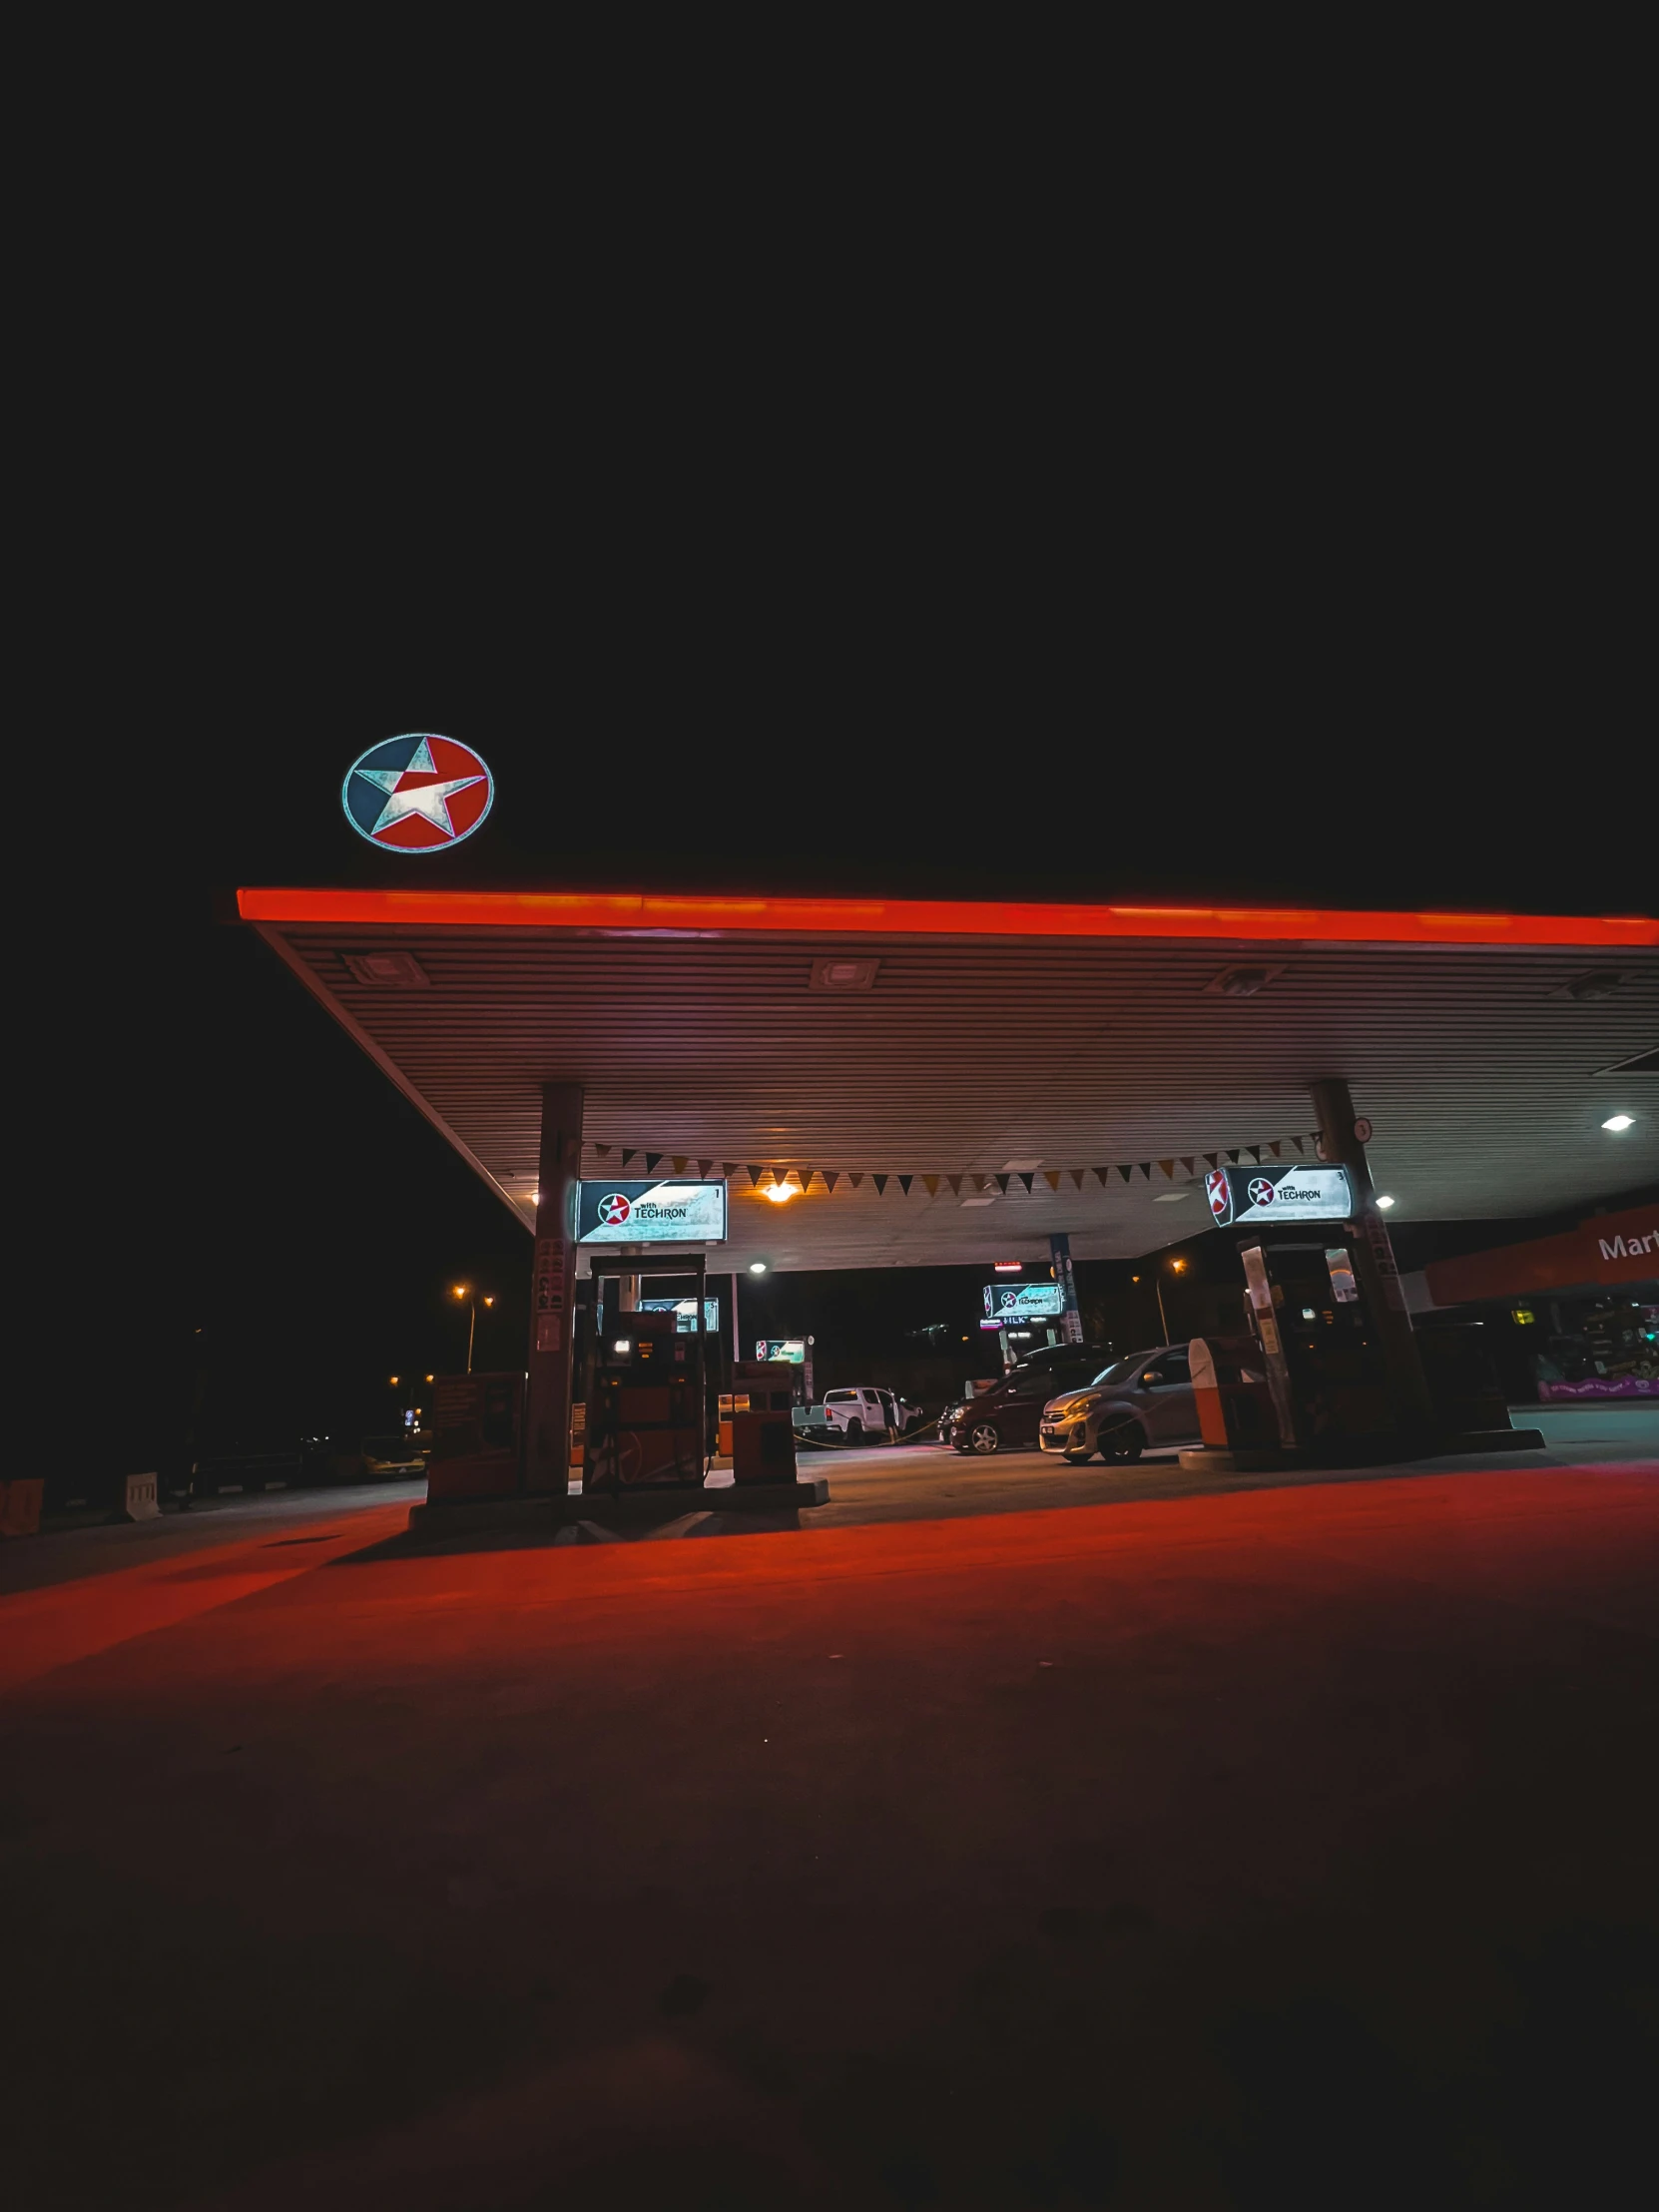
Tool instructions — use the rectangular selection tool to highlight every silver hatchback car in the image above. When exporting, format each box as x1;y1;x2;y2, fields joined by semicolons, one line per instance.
1038;1346;1198;1462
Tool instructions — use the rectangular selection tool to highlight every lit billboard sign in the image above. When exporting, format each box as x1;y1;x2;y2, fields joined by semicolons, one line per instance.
1203;1164;1353;1227
756;1339;807;1364
640;1298;721;1333
577;1180;728;1245
983;1283;1065;1320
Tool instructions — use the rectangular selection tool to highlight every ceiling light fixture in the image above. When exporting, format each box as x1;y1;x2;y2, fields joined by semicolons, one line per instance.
1601;1113;1634;1131
748;1261;768;1274
765;1181;798;1203
1377;1195;1396;1209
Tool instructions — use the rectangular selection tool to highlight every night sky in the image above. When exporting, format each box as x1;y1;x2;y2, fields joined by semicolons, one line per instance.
54;513;1639;1490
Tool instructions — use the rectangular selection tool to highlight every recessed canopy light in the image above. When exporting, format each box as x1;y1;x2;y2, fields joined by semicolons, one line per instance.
748;1261;768;1274
765;1181;798;1203
1377;1195;1396;1209
613;1339;631;1356
1602;1114;1634;1131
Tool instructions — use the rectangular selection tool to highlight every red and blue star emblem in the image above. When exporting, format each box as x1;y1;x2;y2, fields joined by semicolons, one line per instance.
342;735;493;851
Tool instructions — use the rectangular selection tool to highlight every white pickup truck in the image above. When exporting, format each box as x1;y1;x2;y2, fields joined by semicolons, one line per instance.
814;1386;924;1441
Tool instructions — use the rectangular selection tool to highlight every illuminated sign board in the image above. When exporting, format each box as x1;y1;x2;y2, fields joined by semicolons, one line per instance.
983;1283;1065;1320
1204;1164;1353;1227
640;1297;721;1333
341;734;494;852
755;1339;807;1364
577;1180;728;1245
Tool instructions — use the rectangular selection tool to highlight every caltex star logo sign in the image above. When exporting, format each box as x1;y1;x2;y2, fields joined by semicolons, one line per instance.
597;1193;633;1227
342;734;494;851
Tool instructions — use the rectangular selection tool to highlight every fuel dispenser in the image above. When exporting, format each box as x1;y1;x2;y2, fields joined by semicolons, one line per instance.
582;1255;720;1493
722;1361;800;1485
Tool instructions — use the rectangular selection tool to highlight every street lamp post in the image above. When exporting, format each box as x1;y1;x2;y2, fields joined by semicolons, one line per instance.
450;1284;495;1375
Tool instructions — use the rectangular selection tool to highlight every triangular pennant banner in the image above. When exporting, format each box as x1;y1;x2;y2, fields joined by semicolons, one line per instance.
595;1144;612;1158
799;1169;816;1191
1137;1164;1152;1179
1043;1170;1062;1192
1268;1141;1282;1159
1203;1153;1218;1170
1226;1150;1240;1164
1017;1173;1035;1193
722;1163;740;1178
1180;1157;1195;1174
1070;1169;1087;1191
671;1157;688;1175
995;1174;1011;1195
922;1174;940;1197
848;1173;863;1189
1095;1169;1113;1186
897;1175;913;1196
946;1175;963;1195
1246;1147;1261;1164
1290;1135;1305;1154
824;1170;839;1192
1158;1160;1175;1179
1118;1166;1134;1184
645;1153;664;1173
698;1159;715;1178
872;1174;888;1196
622;1151;638;1171
747;1166;763;1186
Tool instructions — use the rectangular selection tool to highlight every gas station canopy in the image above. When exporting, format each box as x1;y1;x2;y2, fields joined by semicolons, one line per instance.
240;889;1658;1271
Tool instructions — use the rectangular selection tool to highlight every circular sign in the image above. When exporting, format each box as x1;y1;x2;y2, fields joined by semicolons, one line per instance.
1352;1116;1374;1145
341;734;493;852
1248;1177;1276;1207
597;1192;632;1226
1205;1169;1231;1222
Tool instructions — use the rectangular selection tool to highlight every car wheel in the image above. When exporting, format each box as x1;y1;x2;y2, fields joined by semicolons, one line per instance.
843;1420;862;1444
1096;1418;1144;1463
967;1421;1001;1455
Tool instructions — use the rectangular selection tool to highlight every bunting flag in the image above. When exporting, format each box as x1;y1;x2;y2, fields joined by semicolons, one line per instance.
581;1130;1319;1196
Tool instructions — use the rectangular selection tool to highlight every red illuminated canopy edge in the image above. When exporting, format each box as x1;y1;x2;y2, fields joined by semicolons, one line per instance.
235;888;1656;948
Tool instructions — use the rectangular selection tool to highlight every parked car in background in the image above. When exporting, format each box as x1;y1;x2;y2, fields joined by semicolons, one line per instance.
1037;1346;1198;1462
359;1433;429;1478
942;1345;1109;1454
817;1386;924;1441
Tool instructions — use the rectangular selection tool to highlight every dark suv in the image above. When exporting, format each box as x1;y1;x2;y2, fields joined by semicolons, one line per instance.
942;1345;1110;1455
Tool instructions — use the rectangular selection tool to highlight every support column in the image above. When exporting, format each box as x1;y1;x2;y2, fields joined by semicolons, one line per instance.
525;1083;583;1494
1308;1077;1434;1437
1049;1233;1084;1344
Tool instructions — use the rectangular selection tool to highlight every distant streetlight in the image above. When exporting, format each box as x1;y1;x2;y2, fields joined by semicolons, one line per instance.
449;1284;495;1374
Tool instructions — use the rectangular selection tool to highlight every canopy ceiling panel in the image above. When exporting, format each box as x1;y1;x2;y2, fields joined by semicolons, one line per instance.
242;891;1659;1271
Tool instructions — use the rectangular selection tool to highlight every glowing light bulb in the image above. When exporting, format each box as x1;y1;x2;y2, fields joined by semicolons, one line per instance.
1377;1195;1395;1209
749;1261;768;1274
766;1181;796;1203
1602;1114;1634;1132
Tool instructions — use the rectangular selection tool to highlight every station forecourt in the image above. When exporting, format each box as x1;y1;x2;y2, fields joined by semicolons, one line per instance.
237;885;1659;1503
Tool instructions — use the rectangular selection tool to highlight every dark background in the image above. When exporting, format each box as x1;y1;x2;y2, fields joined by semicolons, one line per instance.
42;223;1646;1490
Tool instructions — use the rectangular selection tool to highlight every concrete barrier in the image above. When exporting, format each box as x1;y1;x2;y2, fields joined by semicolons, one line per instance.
119;1472;161;1521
